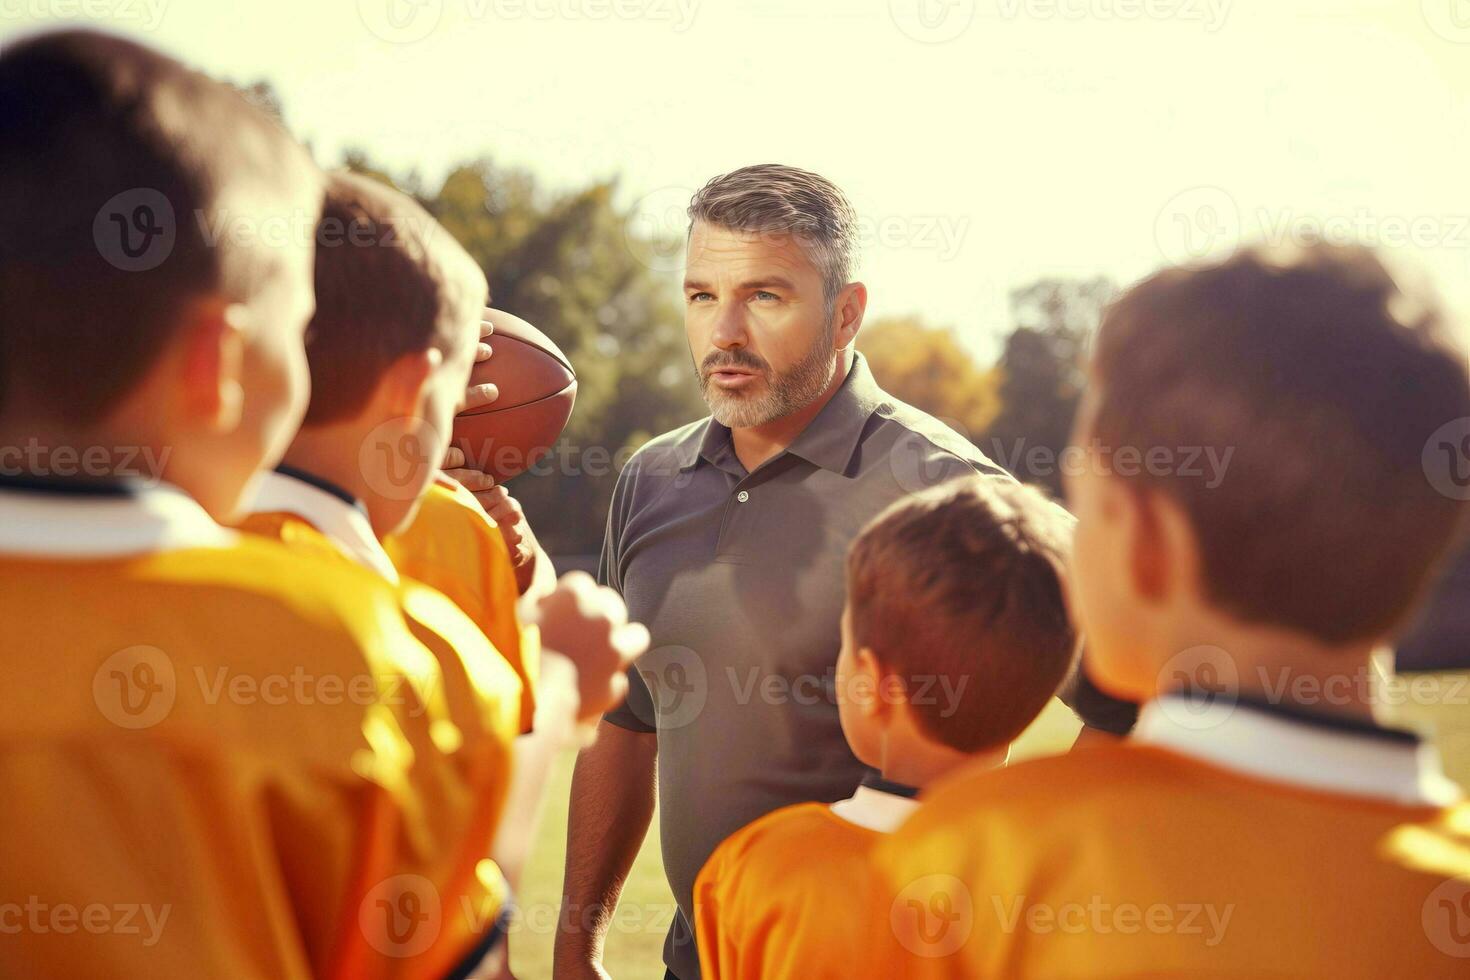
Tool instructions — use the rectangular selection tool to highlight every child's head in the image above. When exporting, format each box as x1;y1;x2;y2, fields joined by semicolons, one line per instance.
0;30;322;520
1067;243;1470;703
839;477;1079;774
295;170;487;536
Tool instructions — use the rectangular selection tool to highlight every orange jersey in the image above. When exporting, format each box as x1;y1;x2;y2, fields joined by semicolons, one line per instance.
695;785;919;980
871;700;1470;979
0;483;507;980
237;487;525;977
385;478;538;732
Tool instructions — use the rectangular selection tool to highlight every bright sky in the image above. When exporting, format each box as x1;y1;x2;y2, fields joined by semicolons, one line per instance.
6;0;1470;358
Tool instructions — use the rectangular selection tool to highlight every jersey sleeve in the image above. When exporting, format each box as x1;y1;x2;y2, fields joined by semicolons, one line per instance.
693;833;742;980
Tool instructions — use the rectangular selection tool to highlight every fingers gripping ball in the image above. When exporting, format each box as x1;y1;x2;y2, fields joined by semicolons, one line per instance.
453;309;577;483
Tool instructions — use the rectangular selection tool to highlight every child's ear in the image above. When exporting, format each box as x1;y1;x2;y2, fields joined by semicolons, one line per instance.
176;297;246;433
856;646;892;721
1122;483;1198;604
378;347;440;420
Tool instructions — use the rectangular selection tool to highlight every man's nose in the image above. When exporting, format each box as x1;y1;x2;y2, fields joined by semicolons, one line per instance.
709;302;749;350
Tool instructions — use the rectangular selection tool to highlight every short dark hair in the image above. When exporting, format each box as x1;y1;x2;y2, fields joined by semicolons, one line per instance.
847;476;1079;753
303;170;487;425
0;29;320;425
1089;243;1470;644
687;164;858;308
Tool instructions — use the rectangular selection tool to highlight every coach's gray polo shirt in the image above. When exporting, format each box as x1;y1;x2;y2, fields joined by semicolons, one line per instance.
599;353;1005;980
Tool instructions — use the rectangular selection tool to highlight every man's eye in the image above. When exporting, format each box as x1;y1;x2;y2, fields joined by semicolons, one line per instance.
688;292;714;303
753;291;779;302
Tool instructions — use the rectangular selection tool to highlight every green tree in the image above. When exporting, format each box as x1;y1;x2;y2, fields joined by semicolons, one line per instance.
983;276;1115;495
858;316;999;440
423;161;704;555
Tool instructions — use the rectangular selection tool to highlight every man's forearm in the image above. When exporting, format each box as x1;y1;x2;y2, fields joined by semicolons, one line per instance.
554;720;658;973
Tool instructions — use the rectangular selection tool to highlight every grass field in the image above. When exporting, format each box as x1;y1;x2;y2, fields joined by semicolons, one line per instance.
508;697;1083;979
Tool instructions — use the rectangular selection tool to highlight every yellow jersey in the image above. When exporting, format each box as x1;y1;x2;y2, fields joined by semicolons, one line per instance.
870;698;1470;978
695;783;920;980
385;477;538;732
239;470;527;975
0;480;504;979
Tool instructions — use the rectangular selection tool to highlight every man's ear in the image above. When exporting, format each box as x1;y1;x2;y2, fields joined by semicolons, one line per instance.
377;347;440;420
833;281;867;351
856;645;893;721
177;297;246;433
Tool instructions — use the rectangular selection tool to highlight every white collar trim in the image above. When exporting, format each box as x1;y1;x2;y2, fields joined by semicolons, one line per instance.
247;470;399;583
829;785;921;833
0;482;233;557
1135;696;1461;807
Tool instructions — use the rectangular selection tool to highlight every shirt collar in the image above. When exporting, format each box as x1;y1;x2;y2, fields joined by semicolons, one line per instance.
0;480;233;557
1135;694;1461;807
247;468;400;583
829;783;922;833
676;352;886;476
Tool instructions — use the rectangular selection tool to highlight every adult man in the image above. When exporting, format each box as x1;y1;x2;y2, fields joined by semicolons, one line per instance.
554;165;1008;980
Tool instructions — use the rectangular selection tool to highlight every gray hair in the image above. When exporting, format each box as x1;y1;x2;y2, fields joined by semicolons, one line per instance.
687;164;859;312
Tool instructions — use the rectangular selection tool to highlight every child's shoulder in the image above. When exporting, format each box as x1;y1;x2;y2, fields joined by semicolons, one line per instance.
702;800;883;903
913;743;1195;830
131;534;416;650
424;477;496;529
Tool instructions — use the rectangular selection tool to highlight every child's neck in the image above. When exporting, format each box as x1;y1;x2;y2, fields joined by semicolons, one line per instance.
1160;613;1382;724
280;428;371;510
0;414;171;487
878;740;1005;792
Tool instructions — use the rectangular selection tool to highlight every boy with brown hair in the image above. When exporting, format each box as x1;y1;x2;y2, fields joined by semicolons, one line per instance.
0;28;500;978
235;171;648;973
872;243;1470;978
694;475;1079;980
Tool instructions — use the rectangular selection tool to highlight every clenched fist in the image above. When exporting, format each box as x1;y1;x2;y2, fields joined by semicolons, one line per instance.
529;571;650;724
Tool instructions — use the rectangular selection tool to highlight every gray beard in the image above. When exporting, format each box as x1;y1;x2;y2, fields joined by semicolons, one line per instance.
699;329;837;429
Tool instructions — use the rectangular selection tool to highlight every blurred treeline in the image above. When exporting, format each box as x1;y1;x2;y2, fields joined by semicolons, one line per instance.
348;155;1115;555
243;82;1116;555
